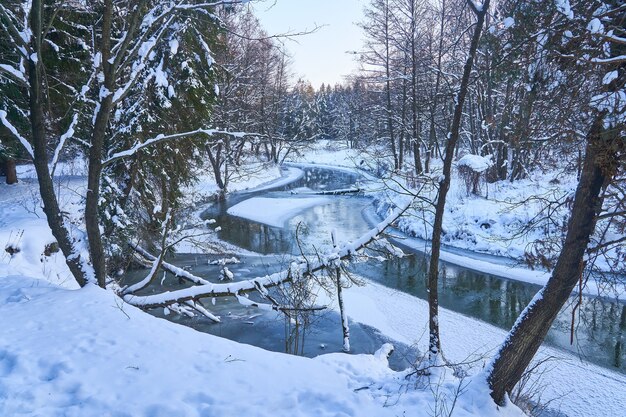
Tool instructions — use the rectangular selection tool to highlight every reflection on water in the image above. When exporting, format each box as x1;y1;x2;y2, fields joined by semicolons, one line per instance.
354;255;625;371
121;254;415;370
132;165;625;373
202;167;368;254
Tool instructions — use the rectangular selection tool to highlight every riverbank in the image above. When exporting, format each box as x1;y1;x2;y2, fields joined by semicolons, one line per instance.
289;141;624;289
1;155;624;417
0;160;524;417
287;142;624;301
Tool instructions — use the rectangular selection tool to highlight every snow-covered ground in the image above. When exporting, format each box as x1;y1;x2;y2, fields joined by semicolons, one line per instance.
0;275;530;417
339;278;626;417
188;162;283;197
0;160;285;284
1;146;624;417
0;157;527;417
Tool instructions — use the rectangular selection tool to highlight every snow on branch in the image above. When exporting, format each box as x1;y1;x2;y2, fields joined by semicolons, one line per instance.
173;1;250;11
123;199;413;309
0;110;34;158
102;128;255;166
0;4;30;54
51;114;79;176
131;243;212;286
183;300;221;322
590;55;626;65
0;63;27;84
467;0;485;16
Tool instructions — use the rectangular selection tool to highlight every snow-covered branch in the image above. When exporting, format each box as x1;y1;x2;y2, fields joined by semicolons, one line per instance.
131;243;211;286
0;63;27;84
467;0;484;16
102;128;254;166
123;199;413;309
0;110;34;158
122;211;172;295
0;4;30;54
51;114;79;176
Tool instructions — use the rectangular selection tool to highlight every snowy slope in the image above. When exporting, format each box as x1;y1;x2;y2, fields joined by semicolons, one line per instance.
0;276;526;417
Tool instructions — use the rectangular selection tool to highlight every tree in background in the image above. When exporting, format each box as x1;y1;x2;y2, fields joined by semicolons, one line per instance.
0;1;241;287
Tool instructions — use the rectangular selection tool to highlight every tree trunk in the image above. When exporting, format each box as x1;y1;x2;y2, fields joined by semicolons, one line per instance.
4;158;17;184
206;142;226;197
384;0;398;171
84;0;114;288
426;0;489;361
336;268;350;353
487;114;621;404
410;0;423;175
26;0;88;287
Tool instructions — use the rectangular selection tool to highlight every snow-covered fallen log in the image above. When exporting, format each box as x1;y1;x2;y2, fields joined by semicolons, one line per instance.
123;199;413;309
311;188;362;195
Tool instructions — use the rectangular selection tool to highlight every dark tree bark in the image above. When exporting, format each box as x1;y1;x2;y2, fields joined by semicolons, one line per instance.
26;0;88;286
206;142;226;198
410;0;423;175
425;0;447;175
84;0;114;288
4;158;17;184
487;114;622;404
336;268;350;353
426;0;490;360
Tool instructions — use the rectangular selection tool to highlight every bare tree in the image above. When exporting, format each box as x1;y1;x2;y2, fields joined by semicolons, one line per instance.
425;0;490;363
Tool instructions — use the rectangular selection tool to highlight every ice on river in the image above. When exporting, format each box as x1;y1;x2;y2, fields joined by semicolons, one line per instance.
227;196;331;228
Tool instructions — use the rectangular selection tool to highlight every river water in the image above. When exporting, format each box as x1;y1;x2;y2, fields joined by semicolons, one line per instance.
122;165;625;374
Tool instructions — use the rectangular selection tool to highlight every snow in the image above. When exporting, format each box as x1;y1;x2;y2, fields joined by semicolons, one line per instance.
0;274;528;417
338;278;626;417
1;140;623;417
228;197;331;228
0;110;34;158
457;154;493;173
555;0;574;19
169;38;179;55
0;276;393;417
244;166;304;192
0;63;27;82
603;70;619;85
502;17;515;29
51;114;79;174
187;162;284;199
0;177;86;288
587;18;604;35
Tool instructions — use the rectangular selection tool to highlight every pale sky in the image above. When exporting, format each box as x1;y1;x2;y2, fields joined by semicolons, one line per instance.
252;0;365;89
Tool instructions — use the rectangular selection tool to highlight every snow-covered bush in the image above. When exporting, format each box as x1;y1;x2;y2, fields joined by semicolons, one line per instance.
457;154;493;196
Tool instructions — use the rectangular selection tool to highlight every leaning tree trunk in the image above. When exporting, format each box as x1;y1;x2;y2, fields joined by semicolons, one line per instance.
426;0;490;361
487;114;621;405
26;0;88;286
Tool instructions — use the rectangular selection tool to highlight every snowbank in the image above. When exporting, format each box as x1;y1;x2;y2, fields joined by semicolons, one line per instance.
0;179;85;289
228;197;331;228
190;162;283;197
0;276;526;417
0;276;384;417
457;154;493;172
339;278;626;417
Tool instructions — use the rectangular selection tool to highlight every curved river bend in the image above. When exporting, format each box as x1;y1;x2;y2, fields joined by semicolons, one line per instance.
123;165;626;373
